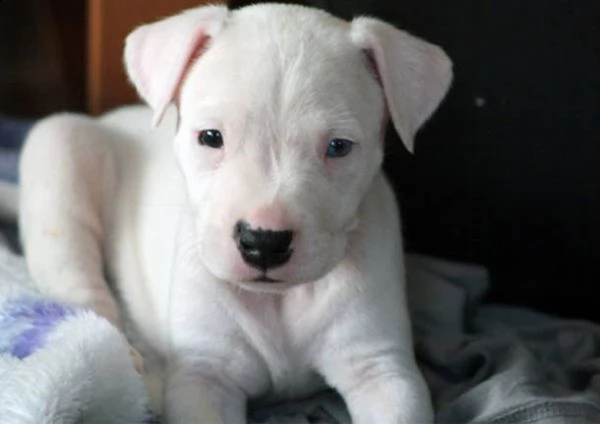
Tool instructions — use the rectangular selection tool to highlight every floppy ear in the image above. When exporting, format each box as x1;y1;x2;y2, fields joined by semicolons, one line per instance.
124;5;229;126
350;17;453;152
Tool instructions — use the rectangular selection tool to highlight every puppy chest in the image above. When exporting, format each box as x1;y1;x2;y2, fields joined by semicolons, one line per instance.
238;293;325;398
254;340;325;401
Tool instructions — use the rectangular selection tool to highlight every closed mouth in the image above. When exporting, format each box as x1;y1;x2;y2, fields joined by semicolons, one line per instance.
251;275;282;283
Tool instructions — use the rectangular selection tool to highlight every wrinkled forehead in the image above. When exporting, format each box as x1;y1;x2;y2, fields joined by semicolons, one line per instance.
179;8;384;138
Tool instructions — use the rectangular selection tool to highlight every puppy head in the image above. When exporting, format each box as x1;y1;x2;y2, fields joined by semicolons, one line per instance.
125;4;452;290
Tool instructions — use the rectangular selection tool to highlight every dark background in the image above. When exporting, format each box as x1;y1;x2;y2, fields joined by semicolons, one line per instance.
311;0;600;320
2;0;600;320
0;0;86;117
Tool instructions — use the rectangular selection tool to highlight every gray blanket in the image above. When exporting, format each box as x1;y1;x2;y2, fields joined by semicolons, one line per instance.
251;255;600;424
408;254;600;423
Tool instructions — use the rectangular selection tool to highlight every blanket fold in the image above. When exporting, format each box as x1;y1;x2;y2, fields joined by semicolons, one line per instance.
407;254;600;424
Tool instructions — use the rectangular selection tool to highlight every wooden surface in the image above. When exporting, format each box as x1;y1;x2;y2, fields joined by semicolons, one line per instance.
87;0;220;115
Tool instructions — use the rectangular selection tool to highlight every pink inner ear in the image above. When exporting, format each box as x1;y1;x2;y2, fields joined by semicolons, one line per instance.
172;33;211;106
361;48;383;86
361;49;389;141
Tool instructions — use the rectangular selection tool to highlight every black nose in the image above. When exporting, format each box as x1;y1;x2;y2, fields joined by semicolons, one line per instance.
234;220;293;271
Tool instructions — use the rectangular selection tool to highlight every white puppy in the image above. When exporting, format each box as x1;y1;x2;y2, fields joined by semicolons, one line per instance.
19;3;451;423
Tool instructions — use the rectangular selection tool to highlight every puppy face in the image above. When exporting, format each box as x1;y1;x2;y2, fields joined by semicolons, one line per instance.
175;8;385;288
125;3;452;290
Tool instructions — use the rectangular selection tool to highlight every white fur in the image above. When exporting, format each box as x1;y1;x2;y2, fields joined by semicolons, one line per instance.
19;4;452;423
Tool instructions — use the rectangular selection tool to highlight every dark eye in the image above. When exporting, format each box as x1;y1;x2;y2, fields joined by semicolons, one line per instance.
326;138;354;158
198;130;223;149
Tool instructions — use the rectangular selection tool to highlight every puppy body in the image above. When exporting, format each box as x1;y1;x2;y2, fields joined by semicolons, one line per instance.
19;4;451;423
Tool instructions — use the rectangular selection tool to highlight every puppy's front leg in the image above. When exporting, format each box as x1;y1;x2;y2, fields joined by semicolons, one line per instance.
165;359;247;424
162;225;250;423
346;360;432;424
319;346;433;423
315;297;433;424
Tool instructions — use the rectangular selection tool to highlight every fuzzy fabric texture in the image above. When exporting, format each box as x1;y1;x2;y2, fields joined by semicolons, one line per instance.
0;241;154;424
